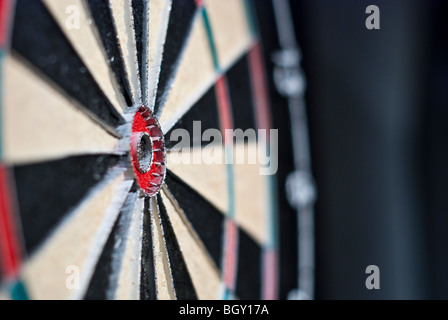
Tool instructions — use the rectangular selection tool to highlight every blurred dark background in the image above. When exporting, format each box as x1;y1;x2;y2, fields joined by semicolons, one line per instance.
287;0;448;299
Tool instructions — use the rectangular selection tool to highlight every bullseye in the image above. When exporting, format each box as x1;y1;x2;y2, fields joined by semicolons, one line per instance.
130;106;166;197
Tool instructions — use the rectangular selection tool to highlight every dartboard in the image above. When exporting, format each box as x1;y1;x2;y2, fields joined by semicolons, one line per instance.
0;0;305;300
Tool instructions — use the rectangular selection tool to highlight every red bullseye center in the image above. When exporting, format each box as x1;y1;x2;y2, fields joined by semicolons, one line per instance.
131;106;166;196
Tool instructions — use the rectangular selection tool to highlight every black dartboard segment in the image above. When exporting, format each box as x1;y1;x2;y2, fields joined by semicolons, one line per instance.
164;53;259;150
11;0;125;130
140;198;157;300
164;170;224;270
131;0;147;90
84;212;122;300
157;195;198;300
154;0;197;116
86;0;133;107
13;155;121;254
235;228;262;300
84;190;139;300
227;54;257;133
164;86;220;150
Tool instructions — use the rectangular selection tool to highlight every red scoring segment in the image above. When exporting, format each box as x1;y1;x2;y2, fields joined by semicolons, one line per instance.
130;106;166;197
0;166;22;280
0;0;12;49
